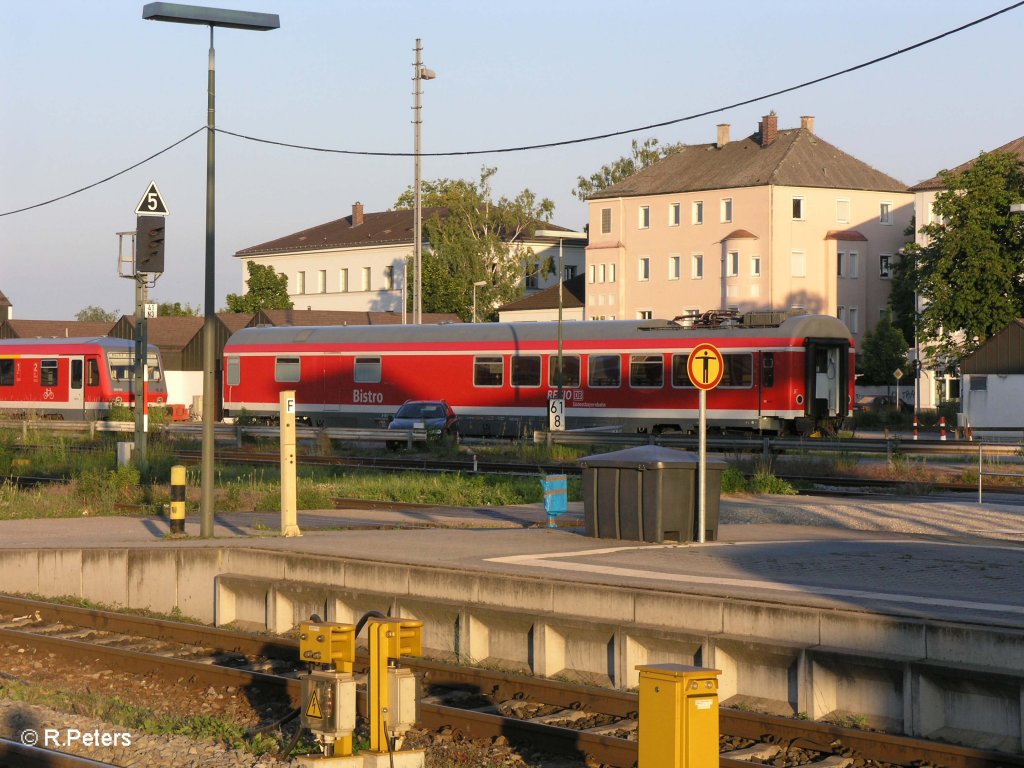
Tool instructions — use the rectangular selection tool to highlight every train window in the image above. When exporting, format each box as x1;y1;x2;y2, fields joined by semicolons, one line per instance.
354;356;382;384
671;354;692;387
588;355;621;388
630;354;664;388
71;360;83;390
275;356;301;383
87;359;100;387
474;356;503;387
41;359;58;387
511;355;541;387
762;353;775;388
548;355;581;388
0;360;12;386
226;356;240;386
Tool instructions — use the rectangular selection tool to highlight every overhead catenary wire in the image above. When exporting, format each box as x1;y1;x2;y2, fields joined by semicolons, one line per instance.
1;1;1022;218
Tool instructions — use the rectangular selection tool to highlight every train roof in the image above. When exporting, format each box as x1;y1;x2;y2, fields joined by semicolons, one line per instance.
224;314;852;348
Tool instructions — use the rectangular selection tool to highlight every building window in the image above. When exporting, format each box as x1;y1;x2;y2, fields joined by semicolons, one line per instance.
879;254;892;279
275;356;301;383
969;376;988;392
637;310;653;320
361;267;371;291
340;268;349;293
848;307;859;333
837;306;845;322
354;356;381;383
848;252;859;278
669;255;681;280
836;198;850;224
669;203;681;227
588;265;596;283
601;207;611;234
931;203;944;225
564;265;577;281
837;252;845;277
317;269;327;293
725;251;739;277
791;250;806;278
692;254;703;279
384;266;394;290
598;264;606;283
638;206;650;229
751;255;761;276
525;263;539;289
720;198;732;223
792;197;804;220
607;264;616;283
294;271;306;295
880;202;892;225
692;201;703;225
638;257;650;281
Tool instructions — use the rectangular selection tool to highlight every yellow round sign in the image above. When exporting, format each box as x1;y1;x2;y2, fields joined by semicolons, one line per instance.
687;343;724;390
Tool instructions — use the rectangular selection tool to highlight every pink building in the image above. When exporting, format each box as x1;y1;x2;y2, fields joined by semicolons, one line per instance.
585;114;913;345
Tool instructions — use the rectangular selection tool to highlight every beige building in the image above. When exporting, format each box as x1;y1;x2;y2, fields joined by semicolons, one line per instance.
585;114;913;346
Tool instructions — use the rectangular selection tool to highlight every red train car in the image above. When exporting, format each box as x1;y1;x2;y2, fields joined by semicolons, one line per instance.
0;337;171;421
222;312;854;436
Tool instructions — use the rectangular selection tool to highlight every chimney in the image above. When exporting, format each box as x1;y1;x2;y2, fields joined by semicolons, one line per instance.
716;124;730;148
352;201;364;227
759;112;778;147
800;115;815;133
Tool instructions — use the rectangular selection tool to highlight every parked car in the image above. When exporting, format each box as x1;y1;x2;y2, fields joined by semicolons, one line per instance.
386;400;459;449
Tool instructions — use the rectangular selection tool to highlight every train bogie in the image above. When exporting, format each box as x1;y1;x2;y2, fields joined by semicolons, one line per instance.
223;313;855;437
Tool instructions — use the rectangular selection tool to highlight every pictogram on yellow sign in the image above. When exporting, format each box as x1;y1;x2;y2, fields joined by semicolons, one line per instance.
305;688;323;720
687;343;725;391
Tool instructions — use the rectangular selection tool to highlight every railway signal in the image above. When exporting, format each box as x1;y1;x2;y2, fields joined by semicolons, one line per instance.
135;215;166;274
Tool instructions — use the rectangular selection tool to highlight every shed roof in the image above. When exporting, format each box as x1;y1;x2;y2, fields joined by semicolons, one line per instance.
497;275;586;312
0;320;114;339
961;319;1024;375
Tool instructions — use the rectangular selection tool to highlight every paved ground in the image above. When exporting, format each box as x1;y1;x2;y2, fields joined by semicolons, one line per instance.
3;491;1024;627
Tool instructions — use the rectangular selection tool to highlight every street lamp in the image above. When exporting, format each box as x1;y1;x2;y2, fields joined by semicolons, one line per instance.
143;2;279;538
533;229;587;400
472;280;486;323
412;39;436;325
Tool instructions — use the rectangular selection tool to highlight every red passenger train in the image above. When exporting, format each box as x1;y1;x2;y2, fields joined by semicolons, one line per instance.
222;311;854;436
0;337;170;421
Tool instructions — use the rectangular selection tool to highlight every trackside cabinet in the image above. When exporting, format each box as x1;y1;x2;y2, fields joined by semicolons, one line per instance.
637;663;721;768
578;445;726;542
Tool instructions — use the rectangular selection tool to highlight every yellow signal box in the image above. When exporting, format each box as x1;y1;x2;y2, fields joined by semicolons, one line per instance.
637;664;721;768
299;621;355;673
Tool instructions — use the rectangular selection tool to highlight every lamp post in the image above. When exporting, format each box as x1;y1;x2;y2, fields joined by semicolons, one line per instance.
472;280;486;323
412;39;436;325
143;2;279;538
533;230;587;400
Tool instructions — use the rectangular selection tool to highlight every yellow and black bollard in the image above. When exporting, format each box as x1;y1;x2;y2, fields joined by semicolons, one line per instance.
169;465;186;534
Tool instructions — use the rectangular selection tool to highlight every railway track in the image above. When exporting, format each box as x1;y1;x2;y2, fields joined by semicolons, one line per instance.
0;594;1020;767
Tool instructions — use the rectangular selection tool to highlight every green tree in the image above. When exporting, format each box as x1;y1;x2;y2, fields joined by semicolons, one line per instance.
76;306;119;322
913;151;1024;364
572;137;683;200
394;166;555;321
156;302;200;317
225;262;293;312
857;311;909;385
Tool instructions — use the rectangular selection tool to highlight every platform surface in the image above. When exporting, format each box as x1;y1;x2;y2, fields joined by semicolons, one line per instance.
2;491;1023;628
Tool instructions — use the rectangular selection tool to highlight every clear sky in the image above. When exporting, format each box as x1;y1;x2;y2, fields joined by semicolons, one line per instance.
2;1;1022;320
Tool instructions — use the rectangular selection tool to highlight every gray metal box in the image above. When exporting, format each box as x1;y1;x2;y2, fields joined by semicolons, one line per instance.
578;445;725;543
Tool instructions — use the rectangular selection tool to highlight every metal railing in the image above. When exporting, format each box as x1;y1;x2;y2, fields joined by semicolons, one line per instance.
976;442;1024;503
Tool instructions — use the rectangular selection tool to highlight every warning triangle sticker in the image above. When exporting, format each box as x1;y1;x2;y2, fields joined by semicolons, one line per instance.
306;689;323;719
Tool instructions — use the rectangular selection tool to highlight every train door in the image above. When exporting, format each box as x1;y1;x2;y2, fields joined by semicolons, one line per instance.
804;339;848;420
69;356;85;416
